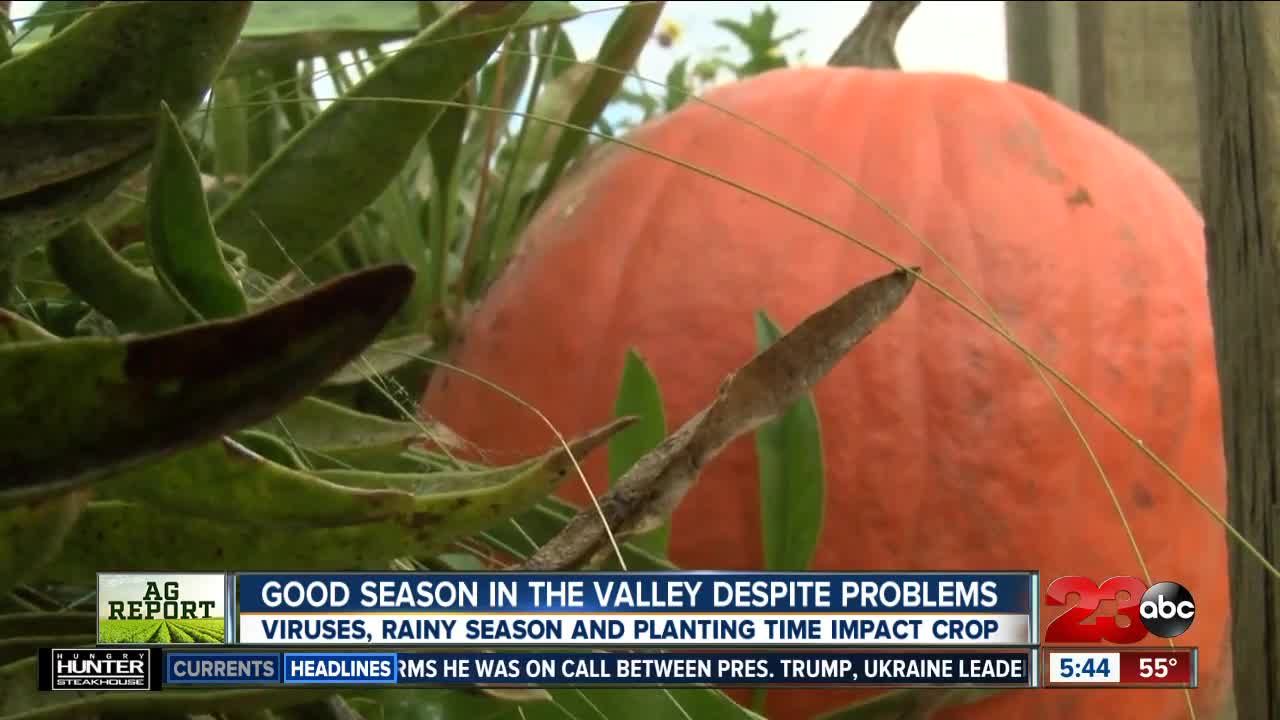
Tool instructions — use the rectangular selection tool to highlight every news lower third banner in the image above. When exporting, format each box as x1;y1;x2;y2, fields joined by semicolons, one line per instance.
234;571;1039;646
61;571;1202;692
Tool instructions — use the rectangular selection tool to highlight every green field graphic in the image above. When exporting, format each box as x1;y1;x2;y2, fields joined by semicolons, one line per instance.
98;618;225;644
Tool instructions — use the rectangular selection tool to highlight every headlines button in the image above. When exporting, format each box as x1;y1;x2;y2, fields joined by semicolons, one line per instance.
164;653;281;685
282;653;398;684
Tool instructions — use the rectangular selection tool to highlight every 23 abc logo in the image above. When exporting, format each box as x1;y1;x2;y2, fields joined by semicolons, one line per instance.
1044;576;1197;643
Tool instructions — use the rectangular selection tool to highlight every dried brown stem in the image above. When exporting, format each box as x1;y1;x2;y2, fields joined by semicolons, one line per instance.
519;268;917;571
828;0;921;70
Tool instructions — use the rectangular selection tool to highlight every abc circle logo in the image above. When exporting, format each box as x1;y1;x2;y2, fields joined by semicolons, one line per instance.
1044;576;1197;644
1139;581;1196;638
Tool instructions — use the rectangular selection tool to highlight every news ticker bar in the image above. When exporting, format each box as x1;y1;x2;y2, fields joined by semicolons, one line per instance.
37;647;1198;691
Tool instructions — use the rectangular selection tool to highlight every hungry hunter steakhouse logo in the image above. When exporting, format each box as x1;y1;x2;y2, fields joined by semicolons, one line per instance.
57;650;145;677
39;648;157;691
108;581;216;621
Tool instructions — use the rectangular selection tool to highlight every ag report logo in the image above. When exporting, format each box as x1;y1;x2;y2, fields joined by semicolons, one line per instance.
97;573;229;644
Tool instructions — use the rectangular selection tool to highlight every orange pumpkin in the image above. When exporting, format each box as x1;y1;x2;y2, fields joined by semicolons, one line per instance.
422;21;1231;720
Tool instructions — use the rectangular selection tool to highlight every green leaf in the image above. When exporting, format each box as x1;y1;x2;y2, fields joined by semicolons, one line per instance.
308;445;464;475
0;1;252;121
210;76;252;179
226;1;418;73
481;57;595;281
326;333;434;385
0;264;11;308
253;395;465;473
0;611;95;639
0;154;147;268
713;18;760;51
255;396;430;451
371;173;434;331
434;553;491;571
231;429;307;469
716;7;802;77
0;264;415;505
523;2;580;25
527;1;664;213
10;298;90;339
479;31;534;115
241;69;287;173
0;308;57;343
95;437;421;528
0;1;251;263
616;87;658;115
146;102;247;321
0;633;95;666
15;1;96;37
417;1;445;27
267;59;314;136
753;310;825;572
213;1;534;280
45;222;188;333
424;90;470;205
42;500;409;575
608;350;666;482
36;419;629;579
422;84;470;308
546;23;578;76
664;57;690;112
528;60;595;154
0;489;89;595
243;0;419;35
608;349;669;557
314;452;561;495
0;115;152;202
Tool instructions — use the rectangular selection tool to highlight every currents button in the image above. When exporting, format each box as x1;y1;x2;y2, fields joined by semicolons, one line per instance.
164;653;281;685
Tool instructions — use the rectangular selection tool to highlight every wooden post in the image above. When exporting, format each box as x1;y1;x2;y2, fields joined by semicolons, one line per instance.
1005;2;1201;207
1190;3;1280;717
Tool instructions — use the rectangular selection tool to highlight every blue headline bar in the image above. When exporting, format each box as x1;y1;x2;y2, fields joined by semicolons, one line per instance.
163;650;1034;687
235;572;1034;614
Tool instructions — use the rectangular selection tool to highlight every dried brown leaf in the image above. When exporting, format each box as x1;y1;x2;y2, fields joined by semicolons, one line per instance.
519;267;917;570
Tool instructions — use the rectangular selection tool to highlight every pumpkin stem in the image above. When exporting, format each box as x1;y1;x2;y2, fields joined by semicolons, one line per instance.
828;0;920;70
